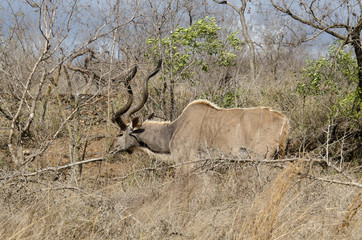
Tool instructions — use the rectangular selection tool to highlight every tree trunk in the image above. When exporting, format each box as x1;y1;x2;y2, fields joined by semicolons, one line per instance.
213;0;256;81
239;0;256;81
351;22;362;109
354;46;362;105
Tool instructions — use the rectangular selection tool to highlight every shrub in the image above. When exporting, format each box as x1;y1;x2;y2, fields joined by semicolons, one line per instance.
297;41;361;122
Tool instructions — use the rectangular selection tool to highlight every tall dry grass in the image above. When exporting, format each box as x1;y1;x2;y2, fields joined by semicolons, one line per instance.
1;158;360;239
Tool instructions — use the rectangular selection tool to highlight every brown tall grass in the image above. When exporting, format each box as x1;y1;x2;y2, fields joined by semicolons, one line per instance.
1;157;360;239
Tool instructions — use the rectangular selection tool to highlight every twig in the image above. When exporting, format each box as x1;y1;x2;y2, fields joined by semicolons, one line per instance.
306;175;362;188
36;157;105;174
0;157;104;180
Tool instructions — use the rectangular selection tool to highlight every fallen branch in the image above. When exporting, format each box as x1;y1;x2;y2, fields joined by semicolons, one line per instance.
1;157;361;189
306;175;362;188
0;157;324;181
0;157;104;180
34;156;105;174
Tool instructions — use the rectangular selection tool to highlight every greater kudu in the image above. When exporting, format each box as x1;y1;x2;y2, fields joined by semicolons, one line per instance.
111;61;289;171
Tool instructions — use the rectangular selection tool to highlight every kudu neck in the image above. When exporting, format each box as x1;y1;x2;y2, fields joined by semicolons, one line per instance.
134;121;176;154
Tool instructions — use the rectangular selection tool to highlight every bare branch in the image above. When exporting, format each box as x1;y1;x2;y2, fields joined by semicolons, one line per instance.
270;0;348;41
300;24;347;43
21;92;103;166
306;175;362;188
0;157;104;180
213;0;239;13
7;27;51;165
22;70;48;134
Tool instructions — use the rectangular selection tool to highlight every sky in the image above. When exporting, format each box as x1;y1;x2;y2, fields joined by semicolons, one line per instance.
0;0;356;59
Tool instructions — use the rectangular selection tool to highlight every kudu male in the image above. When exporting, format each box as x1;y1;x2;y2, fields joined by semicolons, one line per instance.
111;60;289;171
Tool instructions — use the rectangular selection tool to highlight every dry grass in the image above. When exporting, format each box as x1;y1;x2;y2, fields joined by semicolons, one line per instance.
0;156;360;240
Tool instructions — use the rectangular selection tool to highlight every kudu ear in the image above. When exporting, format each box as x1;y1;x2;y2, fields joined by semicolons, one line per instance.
131;117;142;129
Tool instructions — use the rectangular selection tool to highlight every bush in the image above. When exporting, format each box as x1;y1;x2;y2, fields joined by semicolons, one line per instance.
295;42;361;163
297;41;361;122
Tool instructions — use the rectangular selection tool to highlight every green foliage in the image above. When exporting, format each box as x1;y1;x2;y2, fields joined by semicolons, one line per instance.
297;41;361;120
201;87;240;108
147;16;243;79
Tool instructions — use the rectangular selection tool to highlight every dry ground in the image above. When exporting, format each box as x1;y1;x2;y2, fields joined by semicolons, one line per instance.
0;126;361;240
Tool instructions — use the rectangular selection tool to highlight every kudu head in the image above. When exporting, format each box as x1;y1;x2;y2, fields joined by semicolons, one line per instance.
111;60;162;154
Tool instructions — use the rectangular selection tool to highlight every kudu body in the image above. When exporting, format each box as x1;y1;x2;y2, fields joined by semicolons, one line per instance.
111;61;289;171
